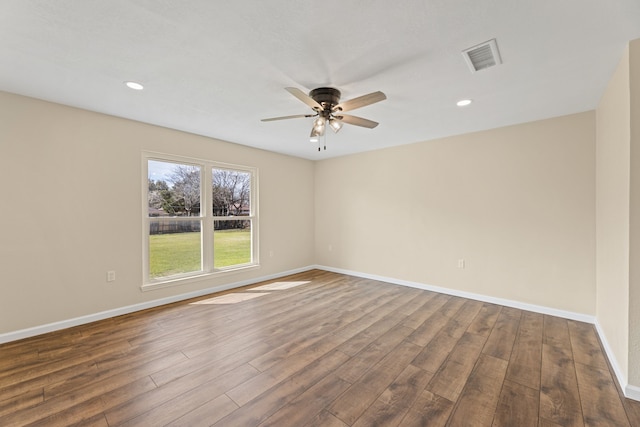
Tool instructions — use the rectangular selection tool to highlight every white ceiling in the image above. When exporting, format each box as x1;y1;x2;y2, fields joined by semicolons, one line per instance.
1;1;639;160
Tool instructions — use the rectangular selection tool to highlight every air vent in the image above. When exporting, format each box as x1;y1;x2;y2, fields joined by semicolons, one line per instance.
462;39;502;72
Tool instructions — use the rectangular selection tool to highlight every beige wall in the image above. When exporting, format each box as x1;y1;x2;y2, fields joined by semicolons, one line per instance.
0;91;316;334
596;46;631;383
315;112;596;314
629;39;640;387
595;38;640;393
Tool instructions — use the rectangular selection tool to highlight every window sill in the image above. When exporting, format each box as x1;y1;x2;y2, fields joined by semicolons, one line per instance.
141;264;260;292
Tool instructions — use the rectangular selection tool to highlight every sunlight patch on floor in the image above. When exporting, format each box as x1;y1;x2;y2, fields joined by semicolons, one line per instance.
252;281;310;291
191;292;270;305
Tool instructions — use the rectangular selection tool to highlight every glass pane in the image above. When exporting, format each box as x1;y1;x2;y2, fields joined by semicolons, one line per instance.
149;220;202;278
214;219;251;268
148;160;201;217
212;168;251;216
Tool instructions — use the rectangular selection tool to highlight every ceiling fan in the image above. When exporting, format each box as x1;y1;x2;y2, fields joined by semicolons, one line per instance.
261;87;386;150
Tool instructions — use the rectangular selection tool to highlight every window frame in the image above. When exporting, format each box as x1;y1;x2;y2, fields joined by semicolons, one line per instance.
142;152;259;290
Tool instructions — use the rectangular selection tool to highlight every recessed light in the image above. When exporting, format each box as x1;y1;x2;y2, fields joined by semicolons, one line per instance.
125;81;144;90
456;99;472;107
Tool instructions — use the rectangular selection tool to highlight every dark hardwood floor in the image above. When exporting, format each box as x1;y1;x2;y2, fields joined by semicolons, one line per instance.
1;270;639;426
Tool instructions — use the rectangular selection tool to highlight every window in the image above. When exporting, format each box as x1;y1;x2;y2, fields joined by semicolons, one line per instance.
144;154;257;286
212;168;253;269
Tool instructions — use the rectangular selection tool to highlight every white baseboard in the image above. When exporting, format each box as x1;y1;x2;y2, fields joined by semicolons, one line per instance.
626;384;640;401
314;265;595;323
0;265;315;345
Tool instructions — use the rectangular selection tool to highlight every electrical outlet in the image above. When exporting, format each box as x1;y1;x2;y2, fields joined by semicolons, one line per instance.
107;271;116;282
457;259;465;269
269;250;274;257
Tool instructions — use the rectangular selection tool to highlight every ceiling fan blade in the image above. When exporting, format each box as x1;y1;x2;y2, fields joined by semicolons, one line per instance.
338;114;379;129
333;91;386;112
285;87;324;111
261;114;315;122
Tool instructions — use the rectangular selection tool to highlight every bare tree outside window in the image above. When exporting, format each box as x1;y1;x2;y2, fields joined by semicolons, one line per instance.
213;169;251;230
148;164;201;218
171;165;201;216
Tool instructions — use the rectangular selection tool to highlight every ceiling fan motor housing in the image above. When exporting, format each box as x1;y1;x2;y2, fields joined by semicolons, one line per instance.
309;87;341;111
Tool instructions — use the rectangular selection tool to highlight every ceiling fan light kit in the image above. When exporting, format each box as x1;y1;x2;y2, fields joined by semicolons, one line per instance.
262;86;386;151
313;116;326;132
329;118;343;133
310;123;322;140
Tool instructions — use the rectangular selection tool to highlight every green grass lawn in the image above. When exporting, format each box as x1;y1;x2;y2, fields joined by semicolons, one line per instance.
149;229;251;278
213;229;251;268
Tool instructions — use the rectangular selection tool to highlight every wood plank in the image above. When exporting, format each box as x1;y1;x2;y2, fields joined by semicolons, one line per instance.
443;299;484;338
105;363;258;425
351;364;433;427
622;399;640;427
19;397;106;427
492;379;539;427
425;332;487;401
406;298;481;348
67;413;109;427
400;390;454;426
505;311;543;389
447;354;508;427
0;355;97;397
439;296;468;318
543;315;572;351
149;340;273;387
396;289;435;316
164;394;238;427
226;334;346;406
117;365;255;426
574;362;630;426
95;376;158;412
247;306;368;372
411;329;459;374
539;418;567;427
0;352;183;426
0;388;43;418
332;293;421;354
211;349;350;427
179;277;347;344
539;343;584;427
328;340;422;425
400;293;448;329
180;293;345;360
303;410;349;427
405;311;450;347
333;324;414;384
467;304;502;337
567;320;609;370
259;374;351;427
482;308;521;360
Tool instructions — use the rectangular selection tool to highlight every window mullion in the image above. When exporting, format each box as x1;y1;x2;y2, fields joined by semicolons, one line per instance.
142;216;150;283
202;166;213;273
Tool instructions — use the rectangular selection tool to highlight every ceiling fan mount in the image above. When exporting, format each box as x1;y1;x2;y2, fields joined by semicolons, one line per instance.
261;86;387;151
308;87;342;111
